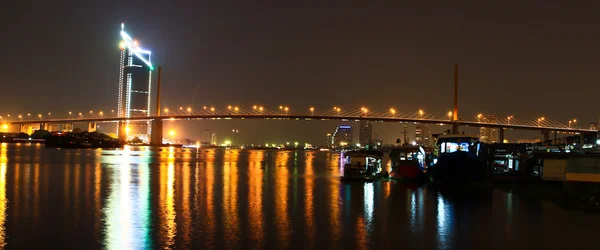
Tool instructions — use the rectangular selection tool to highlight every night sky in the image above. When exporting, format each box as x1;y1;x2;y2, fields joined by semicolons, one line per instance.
1;1;599;144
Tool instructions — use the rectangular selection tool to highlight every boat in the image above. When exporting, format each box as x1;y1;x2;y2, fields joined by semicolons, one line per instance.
45;132;122;149
389;145;428;181
341;150;387;181
428;134;486;186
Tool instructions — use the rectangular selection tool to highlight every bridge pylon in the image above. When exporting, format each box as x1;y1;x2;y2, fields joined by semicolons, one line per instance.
150;119;163;146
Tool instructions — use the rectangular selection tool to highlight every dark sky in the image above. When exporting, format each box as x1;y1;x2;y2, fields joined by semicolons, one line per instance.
1;1;599;144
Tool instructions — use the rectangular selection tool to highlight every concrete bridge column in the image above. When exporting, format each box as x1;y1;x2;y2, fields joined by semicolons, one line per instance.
87;122;97;132
498;128;505;143
39;123;48;131
150;119;163;146
117;121;127;142
20;124;33;135
543;130;550;142
580;133;586;146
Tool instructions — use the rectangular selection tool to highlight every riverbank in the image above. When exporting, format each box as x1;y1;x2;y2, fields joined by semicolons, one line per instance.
495;181;600;213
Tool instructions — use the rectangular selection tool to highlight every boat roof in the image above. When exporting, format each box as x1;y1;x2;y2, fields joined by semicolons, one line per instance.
344;150;384;157
389;146;421;152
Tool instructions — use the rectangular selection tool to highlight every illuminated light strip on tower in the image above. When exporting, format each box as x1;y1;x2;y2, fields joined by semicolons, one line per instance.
120;27;153;70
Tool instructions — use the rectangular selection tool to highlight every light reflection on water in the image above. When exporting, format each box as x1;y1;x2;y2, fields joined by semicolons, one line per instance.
0;144;599;249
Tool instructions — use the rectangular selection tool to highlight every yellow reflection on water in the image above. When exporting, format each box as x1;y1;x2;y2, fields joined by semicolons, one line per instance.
223;149;240;245
94;163;102;238
248;150;265;246
275;151;290;249
304;152;315;249
181;162;192;245
13;163;20;222
0;143;7;247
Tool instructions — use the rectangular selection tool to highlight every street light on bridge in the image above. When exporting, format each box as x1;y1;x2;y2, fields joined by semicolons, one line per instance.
259;106;263;115
477;113;483;122
234;106;239;115
38;114;42;120
18;115;22;121
284;107;289;115
507;116;513;125
390;108;396;118
310;107;314;116
68;111;72;119
210;107;215;115
361;107;368;117
447;111;453;121
418;110;424;119
334;107;341;116
99;111;104;117
164;108;169;115
187;107;192;114
537;117;545;127
78;112;82;118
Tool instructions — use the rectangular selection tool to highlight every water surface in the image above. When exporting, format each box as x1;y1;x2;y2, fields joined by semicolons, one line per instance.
0;143;599;249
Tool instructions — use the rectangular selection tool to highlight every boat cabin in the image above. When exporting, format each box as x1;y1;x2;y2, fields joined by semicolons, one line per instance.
342;150;384;179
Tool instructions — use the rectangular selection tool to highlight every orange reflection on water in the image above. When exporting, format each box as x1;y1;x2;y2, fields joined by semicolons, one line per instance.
74;163;81;221
0;143;7;248
304;152;315;249
33;163;40;227
329;153;341;248
204;160;216;246
248;150;265;246
355;216;368;250
222;149;240;246
275;151;290;249
160;160;177;248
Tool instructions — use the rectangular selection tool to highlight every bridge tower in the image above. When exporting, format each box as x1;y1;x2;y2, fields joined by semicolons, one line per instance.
150;66;164;146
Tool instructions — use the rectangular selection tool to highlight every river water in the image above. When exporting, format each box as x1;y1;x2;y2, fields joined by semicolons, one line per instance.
0;143;599;249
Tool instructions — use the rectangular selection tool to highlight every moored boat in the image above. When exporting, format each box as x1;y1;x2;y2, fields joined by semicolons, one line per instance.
389;145;428;181
341;150;387;181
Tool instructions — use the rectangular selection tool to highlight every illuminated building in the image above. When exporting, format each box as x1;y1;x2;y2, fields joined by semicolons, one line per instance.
332;125;353;148
590;123;598;131
326;133;332;148
415;124;432;147
479;115;499;143
359;120;372;148
117;23;153;138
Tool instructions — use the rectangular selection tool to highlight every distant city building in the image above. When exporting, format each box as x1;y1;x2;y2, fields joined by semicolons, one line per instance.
415;124;432;147
201;129;212;144
479;115;499;143
326;133;332;148
359;120;372;148
332;125;353;148
590;122;598;131
117;23;154;139
211;133;217;145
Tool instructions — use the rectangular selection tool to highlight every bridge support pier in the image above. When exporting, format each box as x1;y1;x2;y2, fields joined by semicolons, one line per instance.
543;130;550;143
498;128;505;143
117;121;127;142
39;123;48;131
150;119;163;146
20;124;33;135
87;122;97;133
580;133;585;146
451;122;459;134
